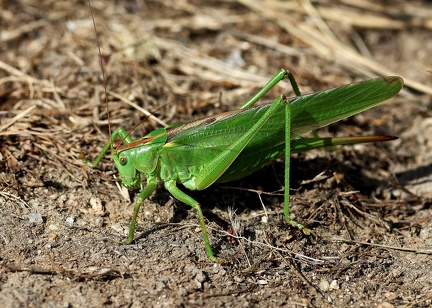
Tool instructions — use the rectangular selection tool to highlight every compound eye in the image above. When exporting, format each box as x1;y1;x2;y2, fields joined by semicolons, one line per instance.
119;156;128;166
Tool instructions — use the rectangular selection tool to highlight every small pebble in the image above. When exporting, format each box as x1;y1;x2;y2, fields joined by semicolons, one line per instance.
66;216;74;225
28;213;43;225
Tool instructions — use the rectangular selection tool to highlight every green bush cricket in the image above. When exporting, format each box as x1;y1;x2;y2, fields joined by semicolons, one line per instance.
83;0;403;264
83;67;402;263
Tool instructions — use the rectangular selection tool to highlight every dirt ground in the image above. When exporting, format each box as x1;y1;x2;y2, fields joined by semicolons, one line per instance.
1;0;431;307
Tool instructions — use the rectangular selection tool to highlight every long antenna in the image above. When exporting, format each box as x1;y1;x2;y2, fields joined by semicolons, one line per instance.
88;0;112;146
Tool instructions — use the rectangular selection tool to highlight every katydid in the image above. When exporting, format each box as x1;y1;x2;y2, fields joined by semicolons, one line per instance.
83;66;403;263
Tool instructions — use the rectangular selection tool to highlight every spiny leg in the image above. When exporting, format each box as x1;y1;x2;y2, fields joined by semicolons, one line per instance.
235;69;313;233
286;70;301;96
240;69;302;109
236;69;312;234
284;79;313;235
232;68;313;234
164;180;226;263
122;177;158;245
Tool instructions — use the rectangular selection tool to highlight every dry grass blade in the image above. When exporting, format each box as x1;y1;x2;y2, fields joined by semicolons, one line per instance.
331;238;432;255
0;20;49;43
154;37;288;88
107;90;168;127
0;106;36;133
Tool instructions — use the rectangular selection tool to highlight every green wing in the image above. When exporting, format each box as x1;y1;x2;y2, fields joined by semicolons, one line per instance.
160;76;403;184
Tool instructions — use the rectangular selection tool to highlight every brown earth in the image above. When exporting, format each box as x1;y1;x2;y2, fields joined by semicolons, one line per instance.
1;0;431;307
